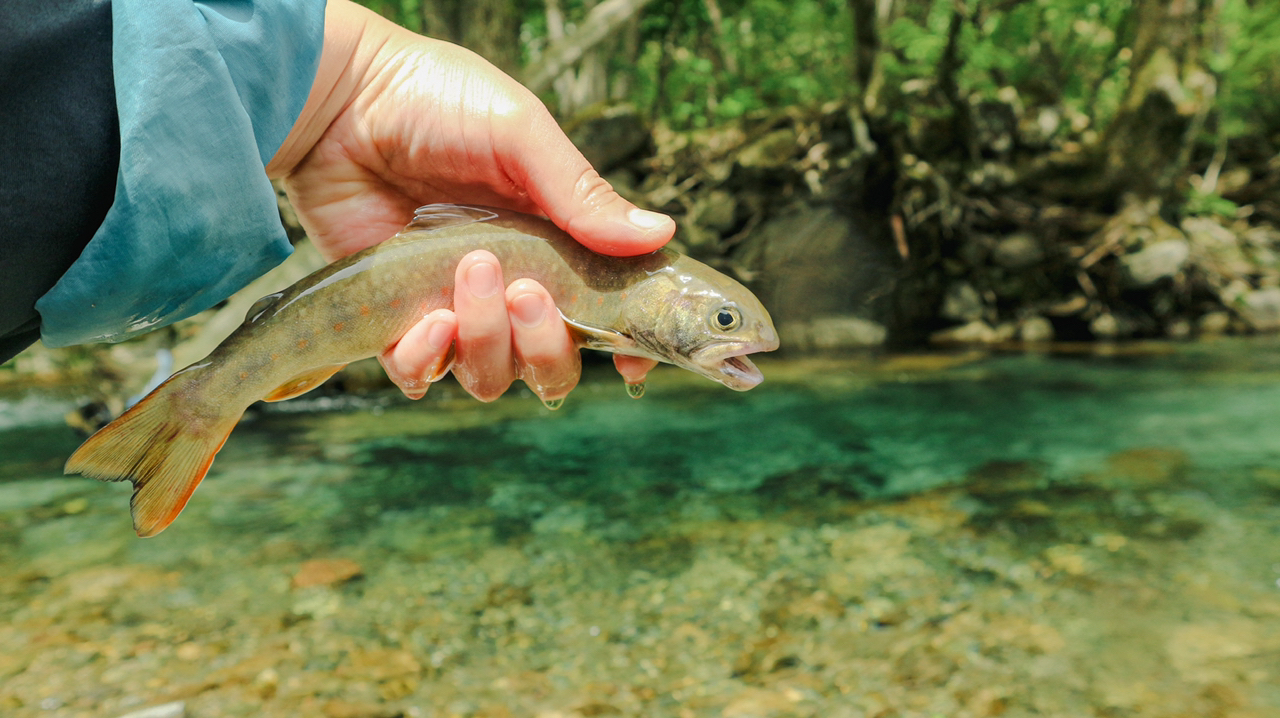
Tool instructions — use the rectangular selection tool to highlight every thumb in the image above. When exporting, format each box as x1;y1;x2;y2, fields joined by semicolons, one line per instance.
501;104;675;256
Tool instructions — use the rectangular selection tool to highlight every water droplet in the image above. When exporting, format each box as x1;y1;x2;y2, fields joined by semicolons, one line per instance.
626;382;646;399
542;397;564;411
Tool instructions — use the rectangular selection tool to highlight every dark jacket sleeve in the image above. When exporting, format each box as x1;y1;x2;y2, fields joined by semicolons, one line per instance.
0;0;119;363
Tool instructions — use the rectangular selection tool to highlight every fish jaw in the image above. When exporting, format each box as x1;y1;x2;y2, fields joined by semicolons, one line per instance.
689;338;779;391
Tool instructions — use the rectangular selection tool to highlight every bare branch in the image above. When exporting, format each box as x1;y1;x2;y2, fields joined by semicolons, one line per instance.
524;0;657;93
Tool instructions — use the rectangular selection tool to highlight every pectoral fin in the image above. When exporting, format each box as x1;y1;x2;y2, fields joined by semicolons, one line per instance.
561;315;649;356
263;364;347;402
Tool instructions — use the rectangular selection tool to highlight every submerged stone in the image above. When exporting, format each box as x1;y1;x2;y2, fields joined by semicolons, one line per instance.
1122;239;1190;286
292;558;364;589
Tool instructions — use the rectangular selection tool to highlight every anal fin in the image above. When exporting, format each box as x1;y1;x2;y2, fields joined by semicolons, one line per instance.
263;364;347;402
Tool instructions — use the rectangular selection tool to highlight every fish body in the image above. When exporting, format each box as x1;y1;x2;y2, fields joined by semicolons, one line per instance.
65;205;778;536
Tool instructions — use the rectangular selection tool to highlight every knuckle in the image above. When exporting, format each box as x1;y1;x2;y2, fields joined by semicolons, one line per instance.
572;168;618;212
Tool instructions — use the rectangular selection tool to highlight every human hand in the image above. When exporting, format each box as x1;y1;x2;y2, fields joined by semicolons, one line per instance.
266;0;667;401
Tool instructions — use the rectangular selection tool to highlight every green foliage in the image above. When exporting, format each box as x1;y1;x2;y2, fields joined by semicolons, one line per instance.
876;0;1137;131
624;0;856;128
360;0;423;33
1184;187;1240;219
353;0;1280;152
1214;0;1280;141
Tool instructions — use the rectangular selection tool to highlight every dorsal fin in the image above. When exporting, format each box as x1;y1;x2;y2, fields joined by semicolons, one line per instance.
245;291;284;324
403;204;500;234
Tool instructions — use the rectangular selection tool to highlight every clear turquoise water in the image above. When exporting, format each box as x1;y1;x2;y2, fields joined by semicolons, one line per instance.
2;340;1279;717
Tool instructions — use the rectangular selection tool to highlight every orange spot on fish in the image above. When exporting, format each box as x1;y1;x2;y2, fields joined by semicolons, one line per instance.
389;298;403;309
297;339;309;349
333;322;345;332
596;296;604;307
238;371;248;380
359;305;371;316
270;353;280;361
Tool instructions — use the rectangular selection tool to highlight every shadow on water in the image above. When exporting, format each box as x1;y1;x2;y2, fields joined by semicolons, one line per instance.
2;339;1280;716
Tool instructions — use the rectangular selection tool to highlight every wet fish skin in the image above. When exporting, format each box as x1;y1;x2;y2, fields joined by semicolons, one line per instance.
64;204;779;537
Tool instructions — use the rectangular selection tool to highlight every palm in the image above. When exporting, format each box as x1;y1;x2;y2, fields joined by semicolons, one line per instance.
284;41;575;261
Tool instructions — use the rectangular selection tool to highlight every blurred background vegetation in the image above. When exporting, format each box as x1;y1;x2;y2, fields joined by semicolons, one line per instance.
350;0;1280;348
10;0;1280;390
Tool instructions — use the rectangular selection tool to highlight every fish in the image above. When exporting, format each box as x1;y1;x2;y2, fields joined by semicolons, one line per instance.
65;204;779;537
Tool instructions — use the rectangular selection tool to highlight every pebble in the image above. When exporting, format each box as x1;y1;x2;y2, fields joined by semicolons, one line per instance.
291;558;364;589
114;702;185;718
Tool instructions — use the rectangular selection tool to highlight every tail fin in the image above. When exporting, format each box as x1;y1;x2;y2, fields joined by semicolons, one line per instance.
65;371;240;537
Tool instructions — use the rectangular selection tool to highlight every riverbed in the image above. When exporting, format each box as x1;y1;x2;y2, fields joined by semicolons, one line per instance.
2;340;1278;717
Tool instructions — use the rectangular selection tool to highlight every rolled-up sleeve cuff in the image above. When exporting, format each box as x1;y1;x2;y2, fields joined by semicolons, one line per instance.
37;0;327;347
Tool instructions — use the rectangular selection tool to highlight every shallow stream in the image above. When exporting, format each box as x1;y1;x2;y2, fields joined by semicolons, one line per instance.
2;339;1279;717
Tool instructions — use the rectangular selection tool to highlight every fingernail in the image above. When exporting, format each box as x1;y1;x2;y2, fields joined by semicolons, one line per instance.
511;292;545;328
466;261;499;298
425;317;452;349
628;208;669;230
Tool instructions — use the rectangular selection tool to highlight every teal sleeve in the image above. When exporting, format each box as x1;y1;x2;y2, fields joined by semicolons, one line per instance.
36;0;327;347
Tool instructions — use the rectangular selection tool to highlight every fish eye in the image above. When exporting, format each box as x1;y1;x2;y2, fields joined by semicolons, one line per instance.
711;306;741;332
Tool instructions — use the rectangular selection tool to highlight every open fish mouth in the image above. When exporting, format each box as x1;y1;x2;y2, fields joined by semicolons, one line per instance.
694;344;772;391
719;353;764;390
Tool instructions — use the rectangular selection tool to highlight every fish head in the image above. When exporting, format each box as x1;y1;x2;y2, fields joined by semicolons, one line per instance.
620;255;779;391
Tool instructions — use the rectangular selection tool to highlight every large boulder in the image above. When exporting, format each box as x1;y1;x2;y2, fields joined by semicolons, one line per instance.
736;205;898;340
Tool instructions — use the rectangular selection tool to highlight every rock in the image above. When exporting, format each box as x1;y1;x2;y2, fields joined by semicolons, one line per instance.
1181;216;1237;247
114;702;186;718
721;687;801;717
826;523;928;601
1122;239;1190;286
737;205;897;325
292;558;364;589
1253;467;1280;492
784;315;887;349
1166;620;1275;683
693;189;738;232
321;700;404;718
992;233;1045;270
1197;311;1232;335
941;282;984;322
738;128;798;169
335;649;422;682
965;460;1047;497
930;320;1000;344
567;105;649;172
1165;318;1192;339
1089;313;1121;339
0;478;93;512
1102;447;1190;489
1043;544;1092;576
1018;315;1054;342
1237;288;1280;330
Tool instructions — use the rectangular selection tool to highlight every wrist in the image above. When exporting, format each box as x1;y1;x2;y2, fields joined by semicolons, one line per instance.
266;0;393;178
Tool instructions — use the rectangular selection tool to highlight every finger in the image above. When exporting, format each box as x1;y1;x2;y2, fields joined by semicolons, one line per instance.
507;279;580;404
452;250;517;401
378;309;457;399
496;102;675;256
614;355;657;387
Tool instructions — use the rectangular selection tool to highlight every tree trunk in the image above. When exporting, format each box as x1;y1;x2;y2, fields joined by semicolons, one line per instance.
420;0;522;74
524;0;657;94
1091;0;1214;202
849;0;878;91
545;0;611;117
